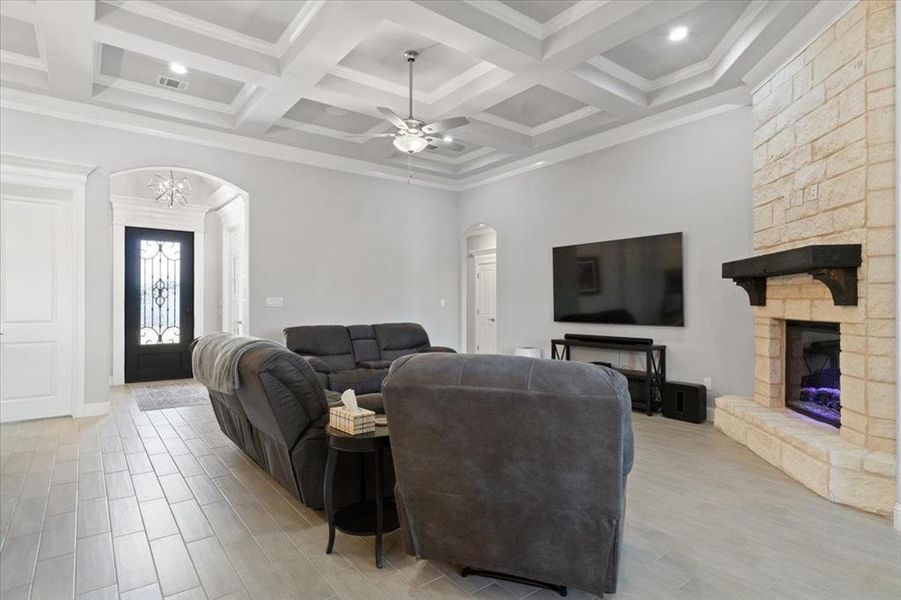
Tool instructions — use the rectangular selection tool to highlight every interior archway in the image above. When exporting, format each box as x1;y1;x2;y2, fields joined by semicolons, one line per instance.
109;167;249;384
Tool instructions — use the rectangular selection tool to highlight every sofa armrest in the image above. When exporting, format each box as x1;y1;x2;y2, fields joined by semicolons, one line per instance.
424;346;456;353
301;356;332;373
358;360;392;369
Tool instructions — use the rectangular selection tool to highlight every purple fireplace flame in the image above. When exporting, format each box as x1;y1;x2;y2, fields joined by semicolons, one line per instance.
786;321;840;428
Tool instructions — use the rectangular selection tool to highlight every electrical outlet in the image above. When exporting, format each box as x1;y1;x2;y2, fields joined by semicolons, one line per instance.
703;377;712;390
265;297;283;308
439;298;446;307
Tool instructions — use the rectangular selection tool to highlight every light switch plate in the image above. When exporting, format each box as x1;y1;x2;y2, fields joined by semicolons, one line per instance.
265;297;284;307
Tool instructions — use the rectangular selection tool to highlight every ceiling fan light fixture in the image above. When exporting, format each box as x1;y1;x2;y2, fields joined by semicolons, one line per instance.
393;134;429;154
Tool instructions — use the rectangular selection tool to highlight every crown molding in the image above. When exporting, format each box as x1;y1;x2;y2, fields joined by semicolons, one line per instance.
93;74;237;114
463;1;606;40
742;0;856;92
0;50;45;72
457;86;749;190
0;87;459;191
103;0;279;56
274;0;327;57
464;1;543;39
2;83;752;192
0;152;97;182
328;61;497;107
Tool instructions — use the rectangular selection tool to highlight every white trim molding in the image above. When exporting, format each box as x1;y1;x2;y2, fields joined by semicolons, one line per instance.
110;194;211;385
0;153;96;419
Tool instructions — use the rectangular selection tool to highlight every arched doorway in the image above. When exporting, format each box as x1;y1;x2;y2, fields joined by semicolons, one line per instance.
461;223;498;354
109;167;249;383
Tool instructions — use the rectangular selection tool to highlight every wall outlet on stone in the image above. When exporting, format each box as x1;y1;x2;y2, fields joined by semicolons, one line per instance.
704;377;712;390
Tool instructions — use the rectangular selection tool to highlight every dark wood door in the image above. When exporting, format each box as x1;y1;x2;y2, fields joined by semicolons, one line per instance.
125;226;195;382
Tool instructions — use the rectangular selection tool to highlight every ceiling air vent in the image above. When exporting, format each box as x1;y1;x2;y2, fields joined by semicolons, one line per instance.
157;75;189;91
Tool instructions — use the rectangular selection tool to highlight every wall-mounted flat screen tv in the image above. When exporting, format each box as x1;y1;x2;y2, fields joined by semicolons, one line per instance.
553;232;684;326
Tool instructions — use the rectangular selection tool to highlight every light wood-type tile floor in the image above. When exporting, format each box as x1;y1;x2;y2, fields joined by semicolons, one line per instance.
1;382;899;599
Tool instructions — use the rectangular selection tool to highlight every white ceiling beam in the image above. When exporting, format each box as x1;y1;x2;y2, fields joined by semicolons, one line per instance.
541;71;646;118
743;0;855;91
0;1;36;22
400;1;541;71
234;1;377;135
455;119;532;155
93;3;280;87
35;0;94;100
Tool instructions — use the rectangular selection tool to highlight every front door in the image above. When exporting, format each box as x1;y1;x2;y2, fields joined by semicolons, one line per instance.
0;189;75;421
125;226;194;382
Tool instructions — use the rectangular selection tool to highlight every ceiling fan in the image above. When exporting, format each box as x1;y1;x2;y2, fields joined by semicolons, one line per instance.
351;50;469;154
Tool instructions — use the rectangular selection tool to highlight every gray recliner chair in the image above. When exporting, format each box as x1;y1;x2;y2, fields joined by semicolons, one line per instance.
382;353;633;597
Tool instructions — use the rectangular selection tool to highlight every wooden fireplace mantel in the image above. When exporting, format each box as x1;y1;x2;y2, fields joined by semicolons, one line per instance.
721;244;862;306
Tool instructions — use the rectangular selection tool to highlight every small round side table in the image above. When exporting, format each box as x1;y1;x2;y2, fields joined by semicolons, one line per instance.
323;424;398;568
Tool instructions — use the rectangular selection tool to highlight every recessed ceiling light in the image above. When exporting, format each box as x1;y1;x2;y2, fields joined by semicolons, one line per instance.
668;26;688;42
443;135;453;143
534;160;547;166
169;62;188;75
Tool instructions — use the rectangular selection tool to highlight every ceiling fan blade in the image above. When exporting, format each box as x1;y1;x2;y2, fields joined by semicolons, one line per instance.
425;137;465;152
377;107;408;130
342;132;396;139
422;116;469;134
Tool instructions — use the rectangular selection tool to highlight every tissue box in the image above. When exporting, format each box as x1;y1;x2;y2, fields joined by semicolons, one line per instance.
329;406;376;435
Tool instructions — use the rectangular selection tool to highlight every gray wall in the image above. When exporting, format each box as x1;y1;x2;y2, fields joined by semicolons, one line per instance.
0;109;460;405
458;108;756;398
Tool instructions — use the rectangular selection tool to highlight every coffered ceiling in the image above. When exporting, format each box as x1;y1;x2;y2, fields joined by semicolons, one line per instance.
0;0;853;189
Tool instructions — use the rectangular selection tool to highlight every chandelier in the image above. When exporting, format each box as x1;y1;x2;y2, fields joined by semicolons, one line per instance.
148;170;192;208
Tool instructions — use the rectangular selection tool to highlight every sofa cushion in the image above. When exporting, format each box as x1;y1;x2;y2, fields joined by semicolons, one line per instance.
348;324;381;363
284;325;356;372
358;360;392;369
327;368;387;395
373;323;431;361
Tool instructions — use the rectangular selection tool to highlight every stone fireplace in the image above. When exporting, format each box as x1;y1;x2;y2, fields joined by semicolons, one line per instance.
715;1;896;516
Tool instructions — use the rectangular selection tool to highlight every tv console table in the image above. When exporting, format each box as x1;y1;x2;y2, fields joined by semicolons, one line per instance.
550;337;666;416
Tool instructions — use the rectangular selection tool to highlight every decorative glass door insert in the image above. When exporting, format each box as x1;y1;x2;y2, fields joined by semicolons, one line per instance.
140;239;182;345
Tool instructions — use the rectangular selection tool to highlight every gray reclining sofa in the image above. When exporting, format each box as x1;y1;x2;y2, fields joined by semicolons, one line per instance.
193;338;391;510
284;322;454;394
382;352;634;596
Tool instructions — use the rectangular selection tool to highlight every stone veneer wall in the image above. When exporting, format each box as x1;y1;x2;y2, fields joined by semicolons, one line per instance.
750;0;896;453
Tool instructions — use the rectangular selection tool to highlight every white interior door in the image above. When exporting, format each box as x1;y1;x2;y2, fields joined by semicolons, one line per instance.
0;192;74;421
227;227;247;335
474;254;497;354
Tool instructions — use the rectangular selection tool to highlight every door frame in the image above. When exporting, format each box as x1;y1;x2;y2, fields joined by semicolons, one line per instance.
473;251;497;354
216;195;249;335
0;153;94;419
111;195;210;385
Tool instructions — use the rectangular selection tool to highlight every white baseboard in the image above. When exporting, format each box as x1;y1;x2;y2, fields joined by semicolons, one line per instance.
894;503;901;532
77;401;110;418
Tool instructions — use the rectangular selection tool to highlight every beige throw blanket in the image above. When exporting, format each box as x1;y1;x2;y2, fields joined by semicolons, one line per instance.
192;333;284;394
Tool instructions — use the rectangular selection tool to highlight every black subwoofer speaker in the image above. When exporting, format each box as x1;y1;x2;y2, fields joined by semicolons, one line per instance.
662;381;707;423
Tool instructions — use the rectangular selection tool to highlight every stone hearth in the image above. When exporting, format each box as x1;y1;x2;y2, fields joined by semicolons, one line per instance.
715;1;896;516
716;396;895;514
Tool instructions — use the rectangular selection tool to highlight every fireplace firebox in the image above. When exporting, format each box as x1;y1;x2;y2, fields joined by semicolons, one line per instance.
785;321;840;428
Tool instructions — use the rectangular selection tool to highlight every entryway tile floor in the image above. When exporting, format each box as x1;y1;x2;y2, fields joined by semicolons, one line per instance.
1;383;899;599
